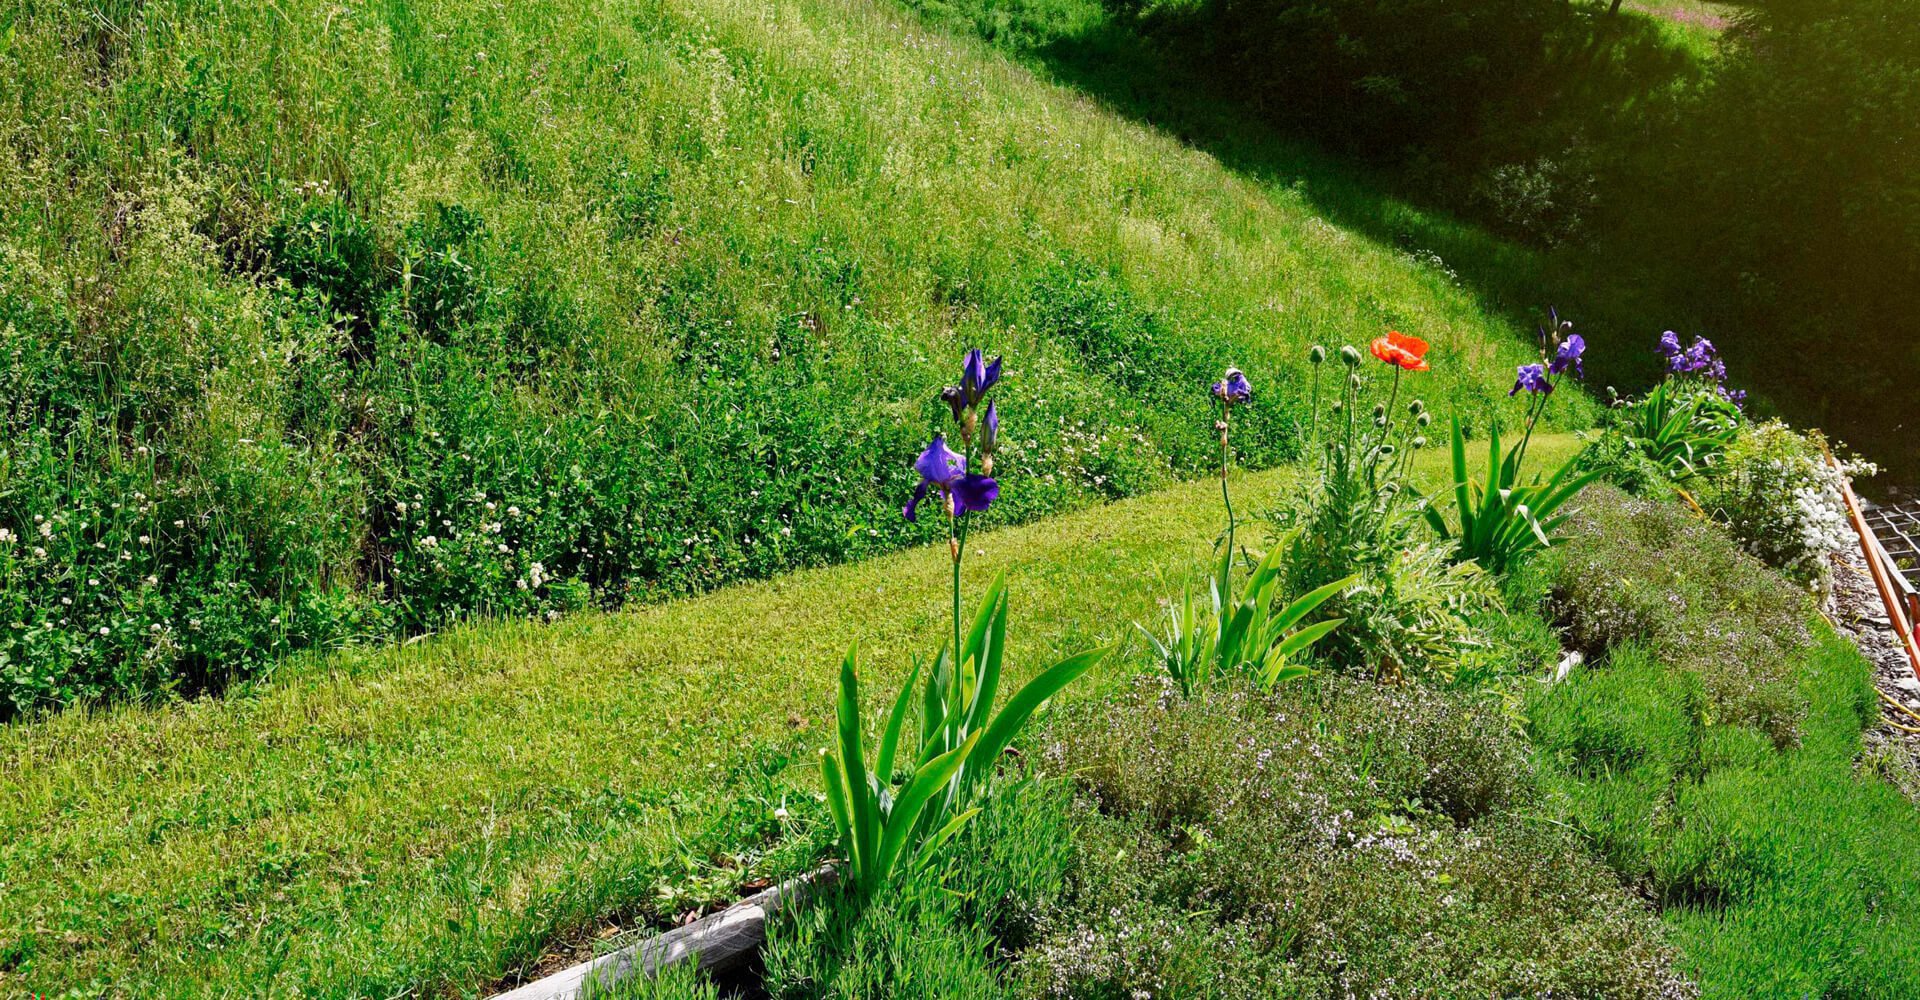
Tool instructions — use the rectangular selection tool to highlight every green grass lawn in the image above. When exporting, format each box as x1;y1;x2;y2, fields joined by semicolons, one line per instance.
0;0;1589;713
0;437;1580;997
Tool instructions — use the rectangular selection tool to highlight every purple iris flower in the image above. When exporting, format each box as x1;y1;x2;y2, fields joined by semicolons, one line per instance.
1658;330;1684;359
1549;333;1585;377
944;349;1004;419
1510;363;1553;396
1671;337;1718;375
904;435;998;522
1211;367;1252;404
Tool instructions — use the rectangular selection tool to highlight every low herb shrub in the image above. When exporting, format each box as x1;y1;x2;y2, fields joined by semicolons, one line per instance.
1018;676;1694;999
1550;485;1812;747
1531;483;1920;998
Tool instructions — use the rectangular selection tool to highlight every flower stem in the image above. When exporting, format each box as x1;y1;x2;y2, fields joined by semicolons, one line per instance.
1219;399;1236;569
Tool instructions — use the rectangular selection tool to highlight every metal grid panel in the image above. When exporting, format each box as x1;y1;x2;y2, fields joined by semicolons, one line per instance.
1862;499;1920;590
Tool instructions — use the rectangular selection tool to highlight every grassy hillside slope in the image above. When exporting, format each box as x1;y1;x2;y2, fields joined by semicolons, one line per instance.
0;0;1589;713
0;436;1581;997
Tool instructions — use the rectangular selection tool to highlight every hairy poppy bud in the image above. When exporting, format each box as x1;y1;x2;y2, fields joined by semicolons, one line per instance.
1340;345;1362;367
1309;345;1327;365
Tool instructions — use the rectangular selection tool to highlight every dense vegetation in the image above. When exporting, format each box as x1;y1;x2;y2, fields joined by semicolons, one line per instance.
618;472;1916;1000
0;0;1573;714
902;0;1920;487
3;0;1915;995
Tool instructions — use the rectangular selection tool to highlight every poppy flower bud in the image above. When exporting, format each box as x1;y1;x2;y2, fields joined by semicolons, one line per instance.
1340;345;1362;367
1416;412;1432;427
1372;403;1386;419
1379;444;1396;456
1408;399;1424;415
1309;345;1327;365
1413;436;1427;449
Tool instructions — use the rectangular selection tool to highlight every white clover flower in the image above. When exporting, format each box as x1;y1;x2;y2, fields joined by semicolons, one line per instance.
33;547;46;558
0;528;13;544
420;536;439;548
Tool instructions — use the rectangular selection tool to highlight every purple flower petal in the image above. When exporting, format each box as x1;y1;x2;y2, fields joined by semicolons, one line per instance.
1510;363;1552;396
914;435;965;485
961;349;986;397
903;480;931;522
952;474;999;514
1549;334;1585;377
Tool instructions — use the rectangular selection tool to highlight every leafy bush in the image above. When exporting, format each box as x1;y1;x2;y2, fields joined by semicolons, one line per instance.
1532;487;1920;998
1018;676;1695;999
1550;485;1813;746
1690;421;1869;593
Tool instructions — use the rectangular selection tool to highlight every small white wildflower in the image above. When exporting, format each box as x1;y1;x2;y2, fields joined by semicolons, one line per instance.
420;536;439;548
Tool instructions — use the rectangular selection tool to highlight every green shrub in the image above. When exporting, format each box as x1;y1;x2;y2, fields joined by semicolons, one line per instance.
1689;421;1866;593
1022;676;1694;999
1550;485;1812;747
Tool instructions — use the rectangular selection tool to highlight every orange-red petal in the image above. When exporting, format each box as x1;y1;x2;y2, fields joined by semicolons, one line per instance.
1386;330;1430;358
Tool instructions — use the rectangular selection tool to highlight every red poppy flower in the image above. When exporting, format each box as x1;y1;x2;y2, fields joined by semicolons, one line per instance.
1369;330;1430;371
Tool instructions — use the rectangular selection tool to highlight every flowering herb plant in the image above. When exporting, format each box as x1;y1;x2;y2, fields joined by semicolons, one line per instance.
820;350;1110;901
1426;310;1597;574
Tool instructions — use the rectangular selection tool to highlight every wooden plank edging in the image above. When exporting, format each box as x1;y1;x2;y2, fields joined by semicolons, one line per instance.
487;868;831;1000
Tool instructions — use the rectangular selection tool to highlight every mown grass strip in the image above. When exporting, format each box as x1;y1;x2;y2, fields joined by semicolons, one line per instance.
0;437;1578;997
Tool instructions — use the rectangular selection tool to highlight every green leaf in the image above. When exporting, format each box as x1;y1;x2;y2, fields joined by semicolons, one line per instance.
819;750;856;883
914;807;981;870
970;645;1109;788
876;657;923;784
1273;617;1345;659
1270;574;1357;636
875;733;979;885
835;645;877;881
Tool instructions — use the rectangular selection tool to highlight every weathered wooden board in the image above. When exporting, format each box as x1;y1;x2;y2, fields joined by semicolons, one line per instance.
488;870;828;1000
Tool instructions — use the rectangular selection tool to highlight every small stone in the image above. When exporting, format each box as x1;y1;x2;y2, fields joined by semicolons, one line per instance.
1894;677;1920;696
